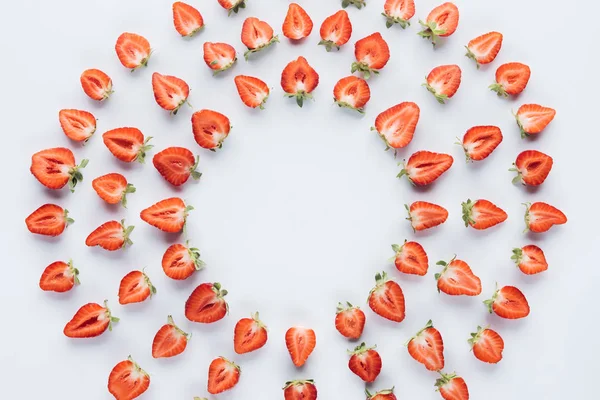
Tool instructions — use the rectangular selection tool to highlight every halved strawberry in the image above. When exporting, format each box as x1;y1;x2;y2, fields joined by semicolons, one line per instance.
103;127;153;163
372;102;420;152
234;312;268;354
490;62;530;97
348;342;382;383
140;197;193;233
352;32;390;79
152;315;190;358
208;357;240;394
39;260;79;293
392;240;428;276
281;56;319;107
418;2;460;46
218;0;246;16
203;42;237;74
173;2;204;37
108;356;150;400
59;109;97;142
465;32;503;68
283;380;317;400
30;147;88;192
366;387;397;400
342;0;366;9
234;75;270;109
398;151;453;186
162;241;205;280
423;64;461;104
283;3;313;40
26;204;73;236
523;202;567;233
118;270;156;305
406;320;444;371
333;76;371;113
368;272;405;322
152;72;190;114
512;245;548;275
115;32;152;70
185;282;228;323
511;150;553;186
405;201;448;232
461;199;507;230
92;173;136;207
456;126;502;162
80;69;113;101
64;300;119;338
153;146;201;186
435;257;481;296
286;326;317;367
515;104;556;137
192;109;231;150
335;302;366;339
319;10;352;51
86;219;134;251
435;372;469;400
469;326;504;364
383;0;415;28
484;285;530;319
241;17;279;60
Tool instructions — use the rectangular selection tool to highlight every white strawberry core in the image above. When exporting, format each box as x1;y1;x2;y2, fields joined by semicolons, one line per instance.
294;81;306;92
360;55;372;66
324;32;340;44
429;80;444;95
254;91;268;105
129;365;144;380
131;50;147;66
97;312;107;321
254;36;270;48
339;93;357;107
521;253;531;264
212;132;227;146
170;93;186;107
470;208;482;222
59;164;71;176
389;5;403;18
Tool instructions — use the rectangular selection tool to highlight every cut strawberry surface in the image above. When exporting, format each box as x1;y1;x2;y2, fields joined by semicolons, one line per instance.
140;197;193;233
153;146;201;186
218;0;246;16
283;3;313;40
484;285;530;319
319;10;352;51
86;219;134;251
26;204;73;236
383;0;415;29
436;372;469;400
234;75;270;109
512;245;548;275
352;32;390;79
192;109;231;150
152;72;191;114
119;270;156;305
368;272;405;322
435;257;481;296
392;240;428;276
465;32;503;68
283;380;318;400
80;69;113;101
286;326;317;367
59;109;96;142
241;17;279;60
64;300;119;338
39;260;79;293
423;64;461;103
405;201;448;232
92;173;135;207
173;2;204;37
281;56;319;107
115;32;152;70
333;76;371;113
469;326;504;364
462;199;507;230
418;2;459;46
208;357;240;394
152;315;190;358
406;320;445;371
373;102;420;152
162;241;206;280
511;150;553;186
490;62;530;97
398;151;453;186
203;42;237;74
108;356;150;400
234;312;268;354
335;302;366;339
523;202;567;233
185;282;229;323
30;147;88;192
457;125;502;162
103;127;153;163
515;104;556;137
348;342;382;383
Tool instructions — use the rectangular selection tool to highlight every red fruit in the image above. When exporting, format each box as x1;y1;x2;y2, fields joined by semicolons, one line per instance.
383;0;415;29
208;357;240;394
418;2;460;46
86;220;134;251
490;62;530;97
185;282;228;323
368;272;405;322
281;56;319;107
457;126;502;162
484;285;530;319
39;260;80;293
108;356;150;400
192;109;231;150
30;147;88;192
469;326;504;364
25;204;73;236
465;32;503;68
115;32;151;70
406;320;445;371
80;69;113;101
436;372;469;400
218;0;246;15
348;342;382;383
335;302;366;339
241;17;278;59
405;201;448;232
234;312;268;354
152;315;190;358
372;102;420;151
283;380;318;400
64;300;119;338
524;202;567;233
352;32;390;79
152;72;190;114
515;104;556;137
398;151;453;186
285;326;317;367
435;257;481;296
423;64;462;104
173;2;204;37
461;199;507;230
283;3;313;40
118;270;156;305
140;197;193;233
153;146;201;186
103;127;153;163
392;240;428;276
366;387;397;400
162;241;205;280
333;76;371;113
512;245;548;275
511;150;553;186
203;42;237;74
59;109;97;142
319;10;352;51
92;173;136;207
234;75;270;109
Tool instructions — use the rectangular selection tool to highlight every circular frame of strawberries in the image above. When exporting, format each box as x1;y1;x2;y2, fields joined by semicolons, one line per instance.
25;1;566;399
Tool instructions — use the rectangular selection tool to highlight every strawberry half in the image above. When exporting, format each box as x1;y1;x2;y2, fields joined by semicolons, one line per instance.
241;17;279;60
392;240;428;276
108;356;150;400
484;285;530;319
462;199;507;230
86;220;134;251
281;56;319;107
511;150;553;186
208;357;240;394
523;202;567;233
515;104;556;137
141;197;193;233
64;300;119;338
39;260;80;293
153;146;201;186
283;380;317;400
342;0;366;9
333;76;371;113
103;127;153;163
152;72;190;114
285;326;317;367
352;32;390;79
366;387;397;400
115;32;152;70
405;201;448;232
80;69;113;101
435;257;482;296
423;64;462;104
283;3;313;40
372;102;420;152
319;10;352;51
435;372;469;400
162;241;206;280
335;302;366;339
92;173;136;207
512;245;548;275
30;147;88;192
398;151;453;186
465;32;503;68
490;62;531;97
383;0;415;29
26;204;73;236
348;342;382;383
469;326;504;364
173;1;204;37
185;282;228;323
456;125;502;162
59;109;96;142
234;312;268;354
203;42;237;75
406;320;445;371
368;272;405;322
192;109;231;151
152;315;190;358
234;75;270;109
418;2;460;46
118;270;156;305
218;0;246;16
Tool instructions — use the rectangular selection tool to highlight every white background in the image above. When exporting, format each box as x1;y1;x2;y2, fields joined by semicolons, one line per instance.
0;0;597;399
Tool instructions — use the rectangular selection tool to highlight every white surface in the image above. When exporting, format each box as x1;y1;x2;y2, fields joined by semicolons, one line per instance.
0;0;597;399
